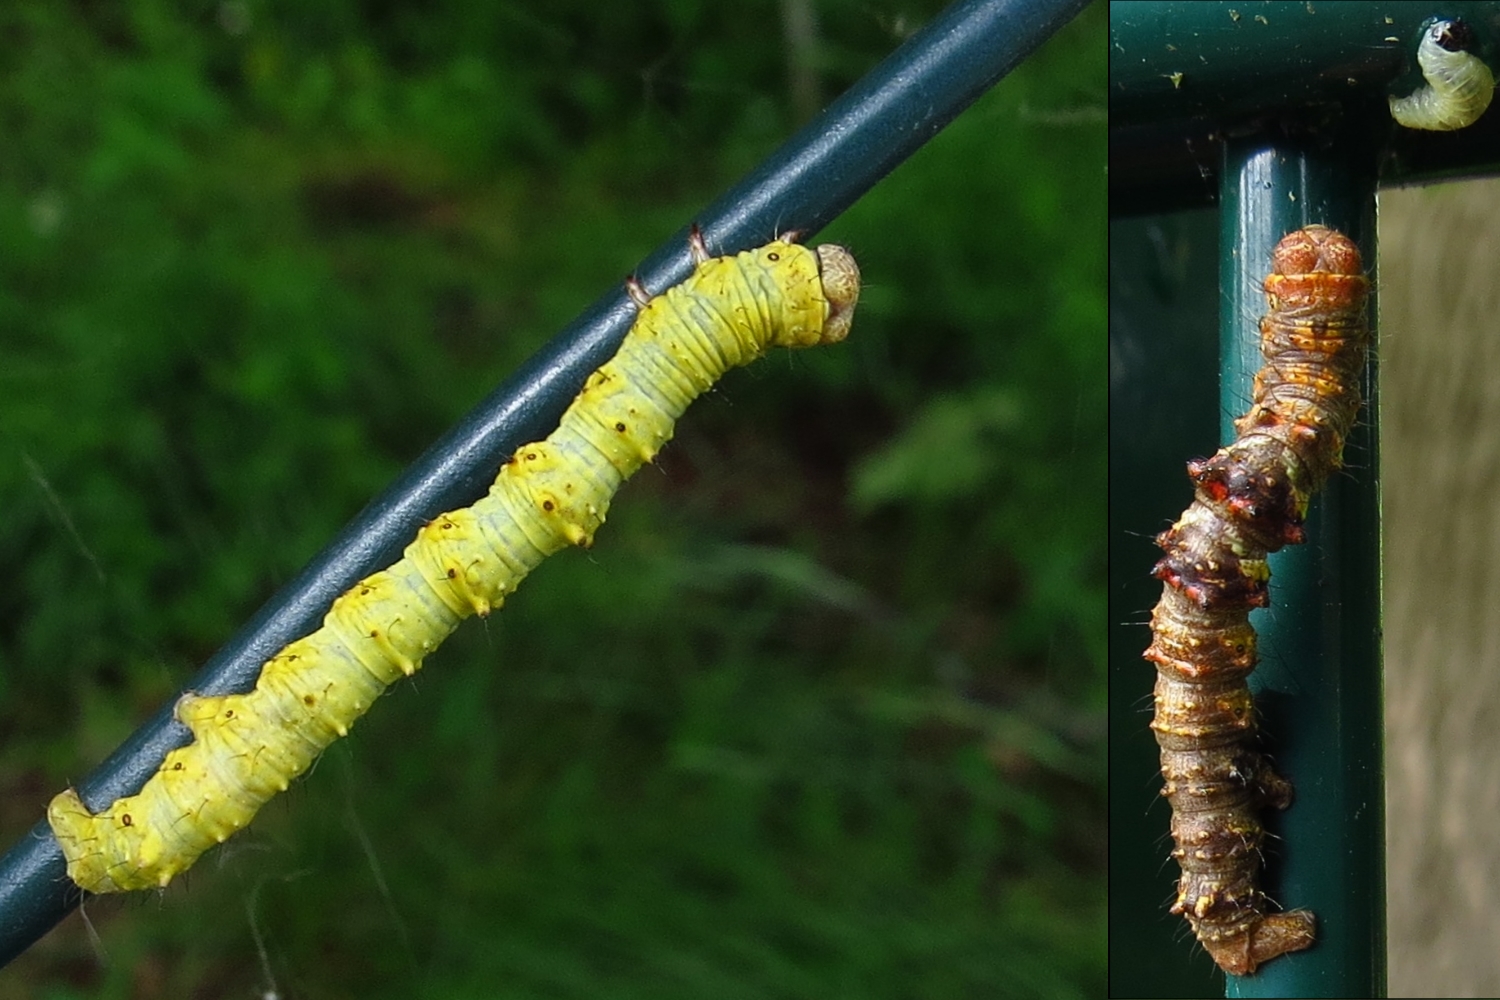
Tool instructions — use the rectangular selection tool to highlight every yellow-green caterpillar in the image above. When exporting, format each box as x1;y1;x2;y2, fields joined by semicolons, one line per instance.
48;231;861;893
1389;18;1495;131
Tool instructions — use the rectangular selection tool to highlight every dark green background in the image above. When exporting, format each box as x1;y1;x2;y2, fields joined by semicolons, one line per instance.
0;1;1103;996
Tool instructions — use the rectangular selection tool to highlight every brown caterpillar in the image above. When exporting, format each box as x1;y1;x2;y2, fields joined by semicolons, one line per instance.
1143;225;1369;975
47;230;861;894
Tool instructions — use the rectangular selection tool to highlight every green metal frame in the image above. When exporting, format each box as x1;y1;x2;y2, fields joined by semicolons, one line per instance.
1111;1;1500;996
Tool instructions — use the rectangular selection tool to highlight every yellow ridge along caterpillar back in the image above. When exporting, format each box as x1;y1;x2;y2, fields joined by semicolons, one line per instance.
1144;225;1369;975
48;230;861;894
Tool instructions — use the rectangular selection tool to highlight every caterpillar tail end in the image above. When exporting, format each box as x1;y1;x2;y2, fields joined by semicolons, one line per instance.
1203;910;1317;976
49;786;182;893
48;787;123;894
815;245;860;344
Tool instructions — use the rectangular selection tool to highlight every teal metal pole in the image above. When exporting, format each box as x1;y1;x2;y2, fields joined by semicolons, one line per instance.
1217;134;1386;998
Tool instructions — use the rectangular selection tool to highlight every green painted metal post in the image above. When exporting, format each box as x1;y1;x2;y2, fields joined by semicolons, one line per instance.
1217;135;1386;998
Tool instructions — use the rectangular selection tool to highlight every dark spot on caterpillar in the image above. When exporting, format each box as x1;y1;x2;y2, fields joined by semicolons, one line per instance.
542;500;555;512
615;422;626;432
767;252;780;261
1145;225;1369;976
1436;18;1475;52
121;814;132;827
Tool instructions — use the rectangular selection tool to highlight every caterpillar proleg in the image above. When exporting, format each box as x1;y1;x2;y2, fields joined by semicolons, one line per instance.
48;229;861;894
1389;18;1495;131
1144;225;1369;975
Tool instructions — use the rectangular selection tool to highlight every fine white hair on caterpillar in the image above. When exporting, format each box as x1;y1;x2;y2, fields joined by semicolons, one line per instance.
1390;18;1495;131
47;229;861;894
1145;226;1369;976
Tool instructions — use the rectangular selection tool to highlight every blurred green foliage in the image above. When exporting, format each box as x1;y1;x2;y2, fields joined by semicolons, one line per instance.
0;0;1103;996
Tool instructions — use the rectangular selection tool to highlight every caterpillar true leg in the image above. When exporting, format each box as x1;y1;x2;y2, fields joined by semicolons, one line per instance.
1144;225;1369;975
49;232;861;894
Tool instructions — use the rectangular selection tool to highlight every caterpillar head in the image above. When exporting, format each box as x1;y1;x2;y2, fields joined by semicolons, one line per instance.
1429;18;1476;56
1264;225;1368;323
1271;224;1362;278
815;244;860;345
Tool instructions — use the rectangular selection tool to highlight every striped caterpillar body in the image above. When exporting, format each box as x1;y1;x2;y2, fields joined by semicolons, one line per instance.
48;231;861;894
1144;226;1369;975
1390;18;1495;131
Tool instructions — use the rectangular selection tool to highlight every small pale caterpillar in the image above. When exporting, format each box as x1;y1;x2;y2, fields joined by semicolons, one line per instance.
47;230;861;894
1144;226;1369;975
1389;18;1495;131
